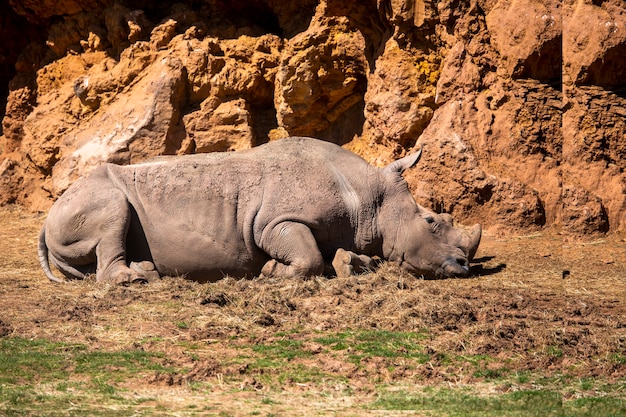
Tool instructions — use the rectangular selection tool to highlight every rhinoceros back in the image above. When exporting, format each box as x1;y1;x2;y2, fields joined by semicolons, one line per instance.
104;137;380;280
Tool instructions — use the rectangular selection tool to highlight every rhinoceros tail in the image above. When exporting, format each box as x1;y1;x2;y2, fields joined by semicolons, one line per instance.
38;226;65;284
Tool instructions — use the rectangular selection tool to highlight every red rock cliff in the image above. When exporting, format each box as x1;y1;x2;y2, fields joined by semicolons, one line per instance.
0;0;624;236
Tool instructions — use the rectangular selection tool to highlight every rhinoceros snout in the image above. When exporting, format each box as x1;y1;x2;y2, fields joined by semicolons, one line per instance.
441;256;470;278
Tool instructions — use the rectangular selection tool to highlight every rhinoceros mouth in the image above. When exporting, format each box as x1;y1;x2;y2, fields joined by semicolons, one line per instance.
400;257;470;279
440;257;470;278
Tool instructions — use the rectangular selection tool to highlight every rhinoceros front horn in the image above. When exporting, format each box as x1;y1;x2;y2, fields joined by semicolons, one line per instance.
465;224;482;262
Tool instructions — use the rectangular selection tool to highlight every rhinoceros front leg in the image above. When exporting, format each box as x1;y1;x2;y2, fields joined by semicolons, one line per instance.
332;248;376;278
129;261;160;283
259;221;324;278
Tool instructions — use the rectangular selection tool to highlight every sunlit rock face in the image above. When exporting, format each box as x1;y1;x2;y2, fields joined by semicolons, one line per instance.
0;0;624;235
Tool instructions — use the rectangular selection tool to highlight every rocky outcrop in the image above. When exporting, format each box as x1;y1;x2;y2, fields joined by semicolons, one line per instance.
562;0;626;235
0;0;624;236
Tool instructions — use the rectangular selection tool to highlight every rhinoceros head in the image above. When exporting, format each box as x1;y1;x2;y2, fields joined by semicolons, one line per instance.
419;210;482;262
378;149;482;278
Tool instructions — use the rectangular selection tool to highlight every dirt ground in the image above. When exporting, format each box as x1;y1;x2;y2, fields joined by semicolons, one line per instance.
1;205;625;414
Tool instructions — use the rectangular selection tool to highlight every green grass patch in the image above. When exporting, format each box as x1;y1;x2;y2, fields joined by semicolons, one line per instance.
609;353;626;365
251;338;309;361
568;396;626;417
238;335;351;388
245;338;329;386
370;387;626;416
0;338;85;385
371;388;560;415
4;333;624;416
0;337;176;416
74;349;170;380
315;329;429;364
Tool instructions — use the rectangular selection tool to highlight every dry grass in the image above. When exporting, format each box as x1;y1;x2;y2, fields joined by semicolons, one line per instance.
1;205;626;415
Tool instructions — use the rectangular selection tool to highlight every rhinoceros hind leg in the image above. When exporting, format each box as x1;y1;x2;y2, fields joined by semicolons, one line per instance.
48;252;95;280
92;190;144;285
259;221;324;278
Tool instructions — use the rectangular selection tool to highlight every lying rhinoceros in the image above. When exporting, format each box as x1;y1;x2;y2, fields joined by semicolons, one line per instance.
38;137;481;284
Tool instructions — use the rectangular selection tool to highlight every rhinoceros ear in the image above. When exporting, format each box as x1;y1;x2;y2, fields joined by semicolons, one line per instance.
383;146;423;175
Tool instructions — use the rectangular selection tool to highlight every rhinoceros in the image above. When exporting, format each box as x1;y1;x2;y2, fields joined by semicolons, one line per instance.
38;137;481;284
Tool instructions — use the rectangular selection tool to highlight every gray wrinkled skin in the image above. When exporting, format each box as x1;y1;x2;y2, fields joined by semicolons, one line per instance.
38;137;481;284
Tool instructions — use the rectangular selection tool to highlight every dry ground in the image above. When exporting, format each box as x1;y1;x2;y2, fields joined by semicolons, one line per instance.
1;205;625;415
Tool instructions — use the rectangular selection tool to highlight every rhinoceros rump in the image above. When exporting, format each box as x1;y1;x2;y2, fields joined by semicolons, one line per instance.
38;137;481;284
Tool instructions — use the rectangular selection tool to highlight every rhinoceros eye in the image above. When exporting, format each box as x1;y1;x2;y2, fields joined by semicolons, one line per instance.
424;215;441;233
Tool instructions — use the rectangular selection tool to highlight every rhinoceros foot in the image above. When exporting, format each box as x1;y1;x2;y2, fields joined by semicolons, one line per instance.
332;249;376;278
129;261;160;284
103;265;145;285
259;259;279;278
102;262;157;285
332;249;354;278
260;256;325;279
